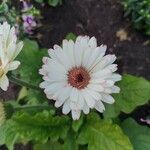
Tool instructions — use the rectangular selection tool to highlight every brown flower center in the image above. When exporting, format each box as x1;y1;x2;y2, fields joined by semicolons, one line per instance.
68;67;90;89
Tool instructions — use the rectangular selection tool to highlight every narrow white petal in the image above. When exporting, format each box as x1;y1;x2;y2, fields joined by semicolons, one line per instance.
55;100;64;108
107;73;122;82
88;37;97;49
70;88;79;102
44;82;66;93
110;86;120;93
77;94;85;109
70;101;80;110
8;61;20;71
62;100;71;114
58;86;72;102
87;83;104;92
101;94;115;104
39;81;50;88
88;45;107;72
95;100;105;112
0;75;9;91
83;103;90;114
14;41;23;59
72;110;81;120
82;89;95;108
86;88;102;101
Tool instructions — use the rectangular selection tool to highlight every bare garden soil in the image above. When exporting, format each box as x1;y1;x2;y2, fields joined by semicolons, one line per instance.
1;0;150;149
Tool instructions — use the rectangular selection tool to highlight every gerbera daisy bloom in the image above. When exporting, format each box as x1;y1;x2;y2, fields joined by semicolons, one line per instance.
39;36;121;120
0;22;23;91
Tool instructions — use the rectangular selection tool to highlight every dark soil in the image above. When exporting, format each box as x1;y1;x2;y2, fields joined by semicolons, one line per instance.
1;0;150;149
37;0;150;79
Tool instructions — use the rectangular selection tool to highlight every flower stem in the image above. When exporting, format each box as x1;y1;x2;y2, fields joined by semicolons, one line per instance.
9;76;41;91
14;104;55;113
14;105;49;111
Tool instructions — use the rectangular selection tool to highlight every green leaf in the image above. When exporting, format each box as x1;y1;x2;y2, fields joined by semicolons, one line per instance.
34;141;63;150
121;118;150;150
103;104;120;119
114;74;150;113
17;87;28;101
48;0;62;7
72;114;84;132
78;113;133;150
0;111;70;150
63;130;78;150
15;39;47;86
0;121;19;150
65;33;77;41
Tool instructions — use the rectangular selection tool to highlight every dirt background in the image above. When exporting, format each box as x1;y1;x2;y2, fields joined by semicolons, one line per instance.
1;0;150;149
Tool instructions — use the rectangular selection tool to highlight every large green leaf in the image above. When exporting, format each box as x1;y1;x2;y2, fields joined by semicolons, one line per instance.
77;113;133;150
104;74;150;118
121;118;150;150
0;111;70;150
115;74;150;113
15;39;47;86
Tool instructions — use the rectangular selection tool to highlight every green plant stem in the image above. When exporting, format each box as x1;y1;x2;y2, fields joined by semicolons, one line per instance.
14;105;50;111
9;76;41;91
14;104;55;113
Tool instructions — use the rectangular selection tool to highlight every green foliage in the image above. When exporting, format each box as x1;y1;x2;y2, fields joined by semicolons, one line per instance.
35;0;63;7
104;74;150;118
121;118;150;150
15;39;47;86
115;74;150;113
0;110;70;150
77;113;133;150
0;1;18;24
122;0;150;35
72;114;84;132
66;32;77;41
1;38;150;149
34;141;63;150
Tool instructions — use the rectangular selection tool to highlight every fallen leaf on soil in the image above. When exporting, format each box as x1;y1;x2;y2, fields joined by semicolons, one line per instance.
116;29;129;41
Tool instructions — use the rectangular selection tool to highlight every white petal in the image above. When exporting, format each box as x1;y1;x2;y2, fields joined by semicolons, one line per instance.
8;61;20;71
87;83;104;92
77;94;85;109
101;94;115;104
55;100;64;108
86;88;102;101
72;110;81;120
44;82;66;93
70;101;80;110
0;75;9;91
14;41;23;58
83;103;90;114
70;88;79;102
88;37;97;49
110;86;120;93
58;86;72;102
62;100;71;114
88;45;107;72
107;73;122;82
95;100;105;112
90;54;116;73
39;81;50;88
6;42;16;60
86;46;101;69
62;40;75;66
82;89;95;108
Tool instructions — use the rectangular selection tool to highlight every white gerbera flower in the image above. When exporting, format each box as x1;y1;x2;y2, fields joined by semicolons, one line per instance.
0;102;6;126
0;22;23;91
39;36;122;120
